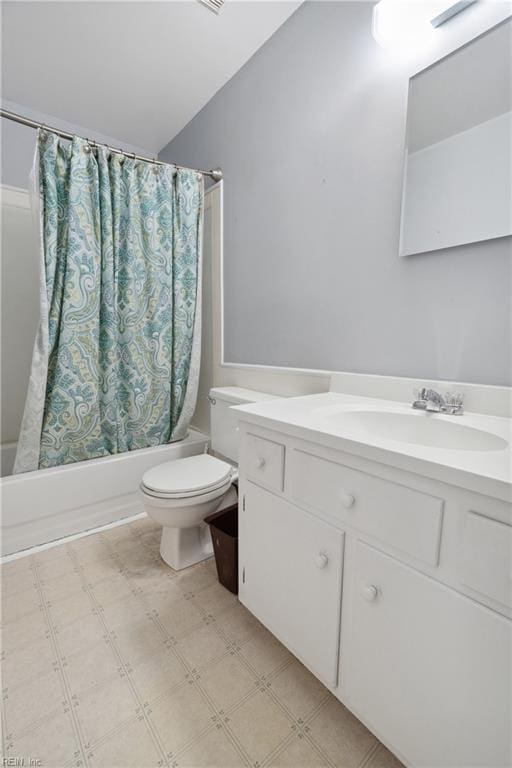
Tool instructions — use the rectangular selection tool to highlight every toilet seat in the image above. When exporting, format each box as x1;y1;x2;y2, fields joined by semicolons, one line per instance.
140;479;233;508
141;454;233;500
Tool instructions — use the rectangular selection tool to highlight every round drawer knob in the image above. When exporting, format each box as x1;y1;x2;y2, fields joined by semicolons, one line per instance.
361;584;379;602
257;457;266;469
315;553;329;569
341;493;355;509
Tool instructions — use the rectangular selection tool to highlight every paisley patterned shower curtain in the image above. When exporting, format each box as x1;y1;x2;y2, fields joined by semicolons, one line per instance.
14;131;204;473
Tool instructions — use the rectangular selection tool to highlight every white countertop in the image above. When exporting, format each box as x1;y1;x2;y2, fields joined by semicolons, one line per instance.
233;392;512;502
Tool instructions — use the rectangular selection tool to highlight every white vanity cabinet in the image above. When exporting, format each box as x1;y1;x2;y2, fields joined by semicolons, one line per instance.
239;481;344;687
237;422;512;768
348;541;511;768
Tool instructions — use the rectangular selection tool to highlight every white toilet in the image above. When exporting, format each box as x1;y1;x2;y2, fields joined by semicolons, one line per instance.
141;387;278;570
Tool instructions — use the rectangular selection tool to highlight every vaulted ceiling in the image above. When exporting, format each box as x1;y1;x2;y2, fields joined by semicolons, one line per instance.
1;1;302;152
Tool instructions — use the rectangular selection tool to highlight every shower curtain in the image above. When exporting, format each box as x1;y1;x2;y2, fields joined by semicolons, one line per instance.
14;131;204;473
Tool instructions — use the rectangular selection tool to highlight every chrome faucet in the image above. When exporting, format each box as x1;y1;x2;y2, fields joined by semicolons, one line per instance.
412;387;464;415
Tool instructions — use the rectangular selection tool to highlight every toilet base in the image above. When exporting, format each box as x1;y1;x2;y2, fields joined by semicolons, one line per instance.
160;523;213;570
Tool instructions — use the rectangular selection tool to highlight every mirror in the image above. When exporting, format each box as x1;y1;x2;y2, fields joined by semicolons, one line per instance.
400;19;511;257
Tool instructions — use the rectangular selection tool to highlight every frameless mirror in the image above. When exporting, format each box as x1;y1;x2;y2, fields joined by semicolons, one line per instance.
400;19;511;257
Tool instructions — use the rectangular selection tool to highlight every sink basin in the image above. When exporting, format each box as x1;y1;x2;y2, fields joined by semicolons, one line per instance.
317;410;508;452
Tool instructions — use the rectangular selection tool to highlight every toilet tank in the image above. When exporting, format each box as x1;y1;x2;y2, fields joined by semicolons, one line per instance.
209;387;281;462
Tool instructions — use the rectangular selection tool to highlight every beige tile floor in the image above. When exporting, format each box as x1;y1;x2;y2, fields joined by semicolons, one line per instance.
1;516;404;768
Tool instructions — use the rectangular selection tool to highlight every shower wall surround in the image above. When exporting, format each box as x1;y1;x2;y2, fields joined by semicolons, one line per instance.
159;1;511;386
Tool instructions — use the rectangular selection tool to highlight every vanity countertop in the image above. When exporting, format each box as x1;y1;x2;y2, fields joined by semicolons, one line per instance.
233;392;512;502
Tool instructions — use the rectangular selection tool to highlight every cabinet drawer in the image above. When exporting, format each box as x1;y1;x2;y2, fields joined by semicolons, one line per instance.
459;512;512;609
243;434;285;493
289;449;443;565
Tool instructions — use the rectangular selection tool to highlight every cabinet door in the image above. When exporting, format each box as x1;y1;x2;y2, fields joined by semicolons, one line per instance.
239;482;344;687
347;541;511;768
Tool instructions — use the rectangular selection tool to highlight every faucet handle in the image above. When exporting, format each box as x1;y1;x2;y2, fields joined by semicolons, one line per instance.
412;387;428;410
445;391;464;406
443;391;464;414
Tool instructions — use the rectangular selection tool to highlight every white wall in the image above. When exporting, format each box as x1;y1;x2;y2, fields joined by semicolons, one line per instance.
190;187;218;435
0;186;39;451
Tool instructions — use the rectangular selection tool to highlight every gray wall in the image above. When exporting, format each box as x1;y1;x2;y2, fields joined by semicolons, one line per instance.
1;99;152;189
160;1;511;386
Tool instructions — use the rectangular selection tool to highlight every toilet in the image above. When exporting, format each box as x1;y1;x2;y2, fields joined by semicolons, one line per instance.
141;387;279;570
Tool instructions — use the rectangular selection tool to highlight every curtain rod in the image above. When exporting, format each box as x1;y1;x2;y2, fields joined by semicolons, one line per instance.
0;109;223;182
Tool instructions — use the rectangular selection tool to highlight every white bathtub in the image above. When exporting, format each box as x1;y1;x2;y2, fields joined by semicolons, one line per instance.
0;430;209;556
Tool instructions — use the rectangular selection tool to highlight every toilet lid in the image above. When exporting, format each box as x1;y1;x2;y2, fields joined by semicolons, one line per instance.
141;454;233;497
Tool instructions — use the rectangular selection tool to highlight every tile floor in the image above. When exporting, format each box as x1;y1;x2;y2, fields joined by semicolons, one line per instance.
1;516;403;768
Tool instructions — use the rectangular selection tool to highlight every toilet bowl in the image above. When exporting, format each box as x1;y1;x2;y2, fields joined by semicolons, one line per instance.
141;386;282;570
141;453;238;570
